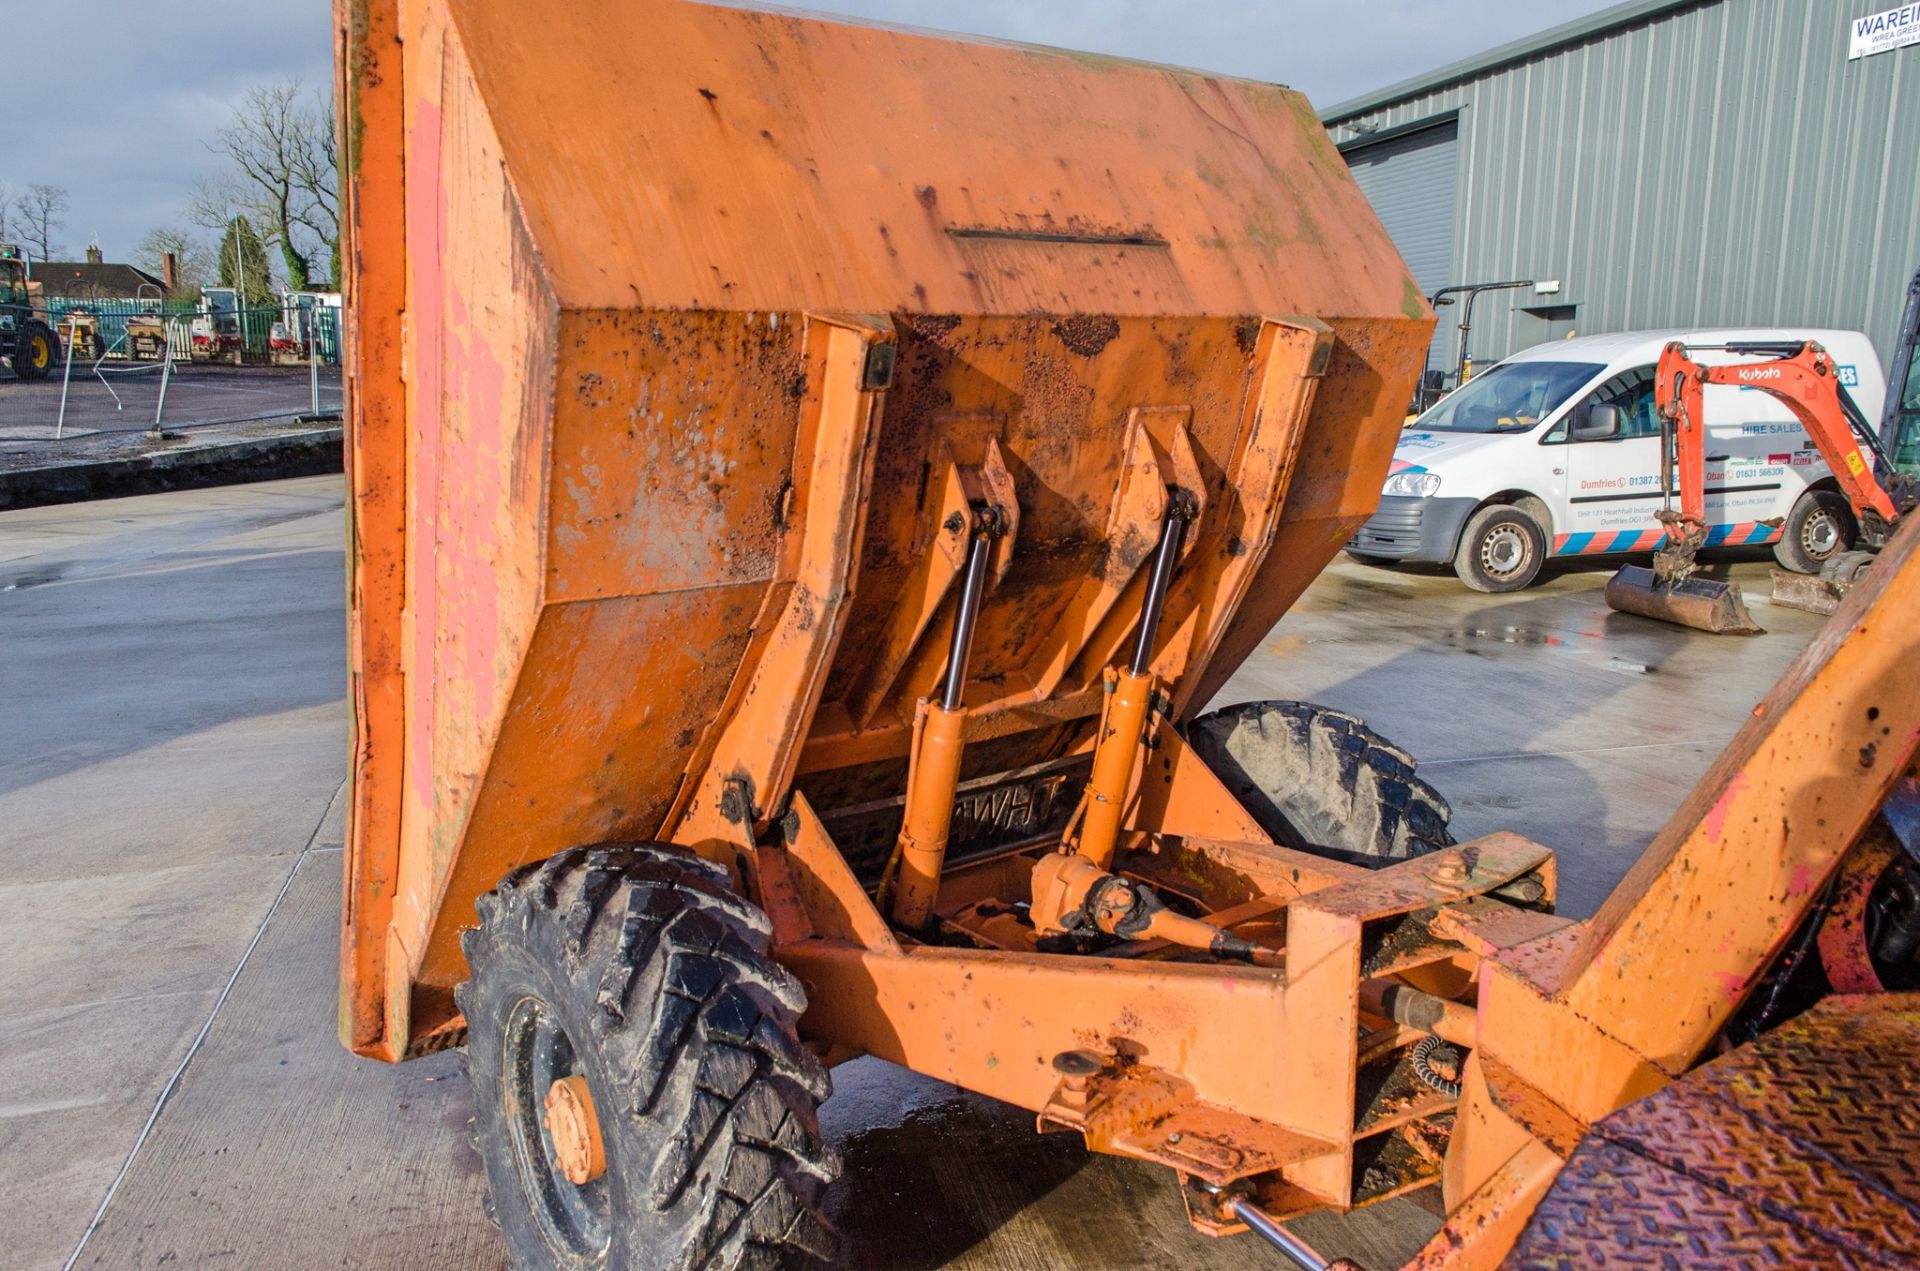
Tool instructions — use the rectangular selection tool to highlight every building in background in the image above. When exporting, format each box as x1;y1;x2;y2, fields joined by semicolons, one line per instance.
32;244;166;300
1323;0;1920;389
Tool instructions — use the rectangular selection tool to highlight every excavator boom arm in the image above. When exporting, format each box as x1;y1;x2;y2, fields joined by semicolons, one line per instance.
1656;341;1900;525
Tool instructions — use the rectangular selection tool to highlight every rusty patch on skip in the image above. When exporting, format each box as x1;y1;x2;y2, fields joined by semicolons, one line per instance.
1232;316;1262;357
1051;314;1121;358
900;312;961;346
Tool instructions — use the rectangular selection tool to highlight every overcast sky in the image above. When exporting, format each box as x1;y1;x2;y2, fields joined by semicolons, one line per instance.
10;0;1618;268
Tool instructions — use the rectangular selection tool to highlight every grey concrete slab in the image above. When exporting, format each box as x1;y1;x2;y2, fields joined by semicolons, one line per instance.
0;992;217;1270
0;478;350;1270
0;705;344;884
1;857;306;1018
69;851;502;1271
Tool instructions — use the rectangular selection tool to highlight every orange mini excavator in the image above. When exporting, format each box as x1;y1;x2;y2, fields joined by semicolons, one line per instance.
1605;338;1918;632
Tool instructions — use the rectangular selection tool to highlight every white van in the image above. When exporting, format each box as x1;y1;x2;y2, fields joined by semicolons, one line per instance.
1348;328;1888;591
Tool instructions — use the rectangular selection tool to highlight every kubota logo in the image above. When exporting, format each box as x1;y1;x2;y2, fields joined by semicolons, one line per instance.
1737;367;1783;382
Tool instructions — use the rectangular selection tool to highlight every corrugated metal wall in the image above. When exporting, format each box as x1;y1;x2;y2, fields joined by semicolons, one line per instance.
1326;0;1920;374
1346;121;1460;370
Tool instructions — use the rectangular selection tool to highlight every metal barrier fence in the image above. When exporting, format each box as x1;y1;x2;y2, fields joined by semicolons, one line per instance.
42;303;344;440
43;298;343;368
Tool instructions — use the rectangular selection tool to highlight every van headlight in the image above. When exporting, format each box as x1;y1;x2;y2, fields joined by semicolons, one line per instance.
1384;471;1441;498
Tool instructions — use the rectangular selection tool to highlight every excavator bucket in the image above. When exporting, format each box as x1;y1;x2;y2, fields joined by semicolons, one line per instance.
1768;552;1878;616
1603;564;1766;634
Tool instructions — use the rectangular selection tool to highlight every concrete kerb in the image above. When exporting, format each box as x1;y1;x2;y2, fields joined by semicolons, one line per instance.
0;423;344;511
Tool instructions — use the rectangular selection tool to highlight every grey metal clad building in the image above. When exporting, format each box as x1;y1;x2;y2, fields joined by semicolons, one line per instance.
1322;0;1920;379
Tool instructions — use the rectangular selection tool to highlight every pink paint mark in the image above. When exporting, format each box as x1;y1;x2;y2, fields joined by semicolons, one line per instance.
1786;863;1818;899
405;95;447;813
1703;772;1749;845
1711;969;1749;1004
442;282;510;730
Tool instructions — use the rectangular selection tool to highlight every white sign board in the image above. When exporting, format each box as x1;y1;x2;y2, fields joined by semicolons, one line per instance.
1851;4;1920;59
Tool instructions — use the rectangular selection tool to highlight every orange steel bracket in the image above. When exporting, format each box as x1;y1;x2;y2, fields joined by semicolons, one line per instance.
1169;318;1333;716
336;0;411;1060
1029;407;1202;698
1409;1137;1564;1270
1131;720;1273;844
664;313;891;863
848;436;1019;727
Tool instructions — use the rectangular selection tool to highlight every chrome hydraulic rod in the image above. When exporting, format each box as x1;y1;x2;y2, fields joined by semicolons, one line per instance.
1231;1198;1331;1270
1077;489;1197;868
890;504;1000;928
942;507;998;710
1130;488;1197;675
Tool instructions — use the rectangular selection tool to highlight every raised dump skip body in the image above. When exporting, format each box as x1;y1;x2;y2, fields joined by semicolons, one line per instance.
338;0;1429;1059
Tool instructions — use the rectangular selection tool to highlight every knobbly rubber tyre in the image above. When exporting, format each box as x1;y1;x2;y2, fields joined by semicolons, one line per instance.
1188;700;1455;865
12;319;57;380
458;843;838;1270
1773;488;1856;574
1453;503;1545;592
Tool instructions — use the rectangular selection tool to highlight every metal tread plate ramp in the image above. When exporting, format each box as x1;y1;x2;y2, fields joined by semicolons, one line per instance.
1511;994;1920;1267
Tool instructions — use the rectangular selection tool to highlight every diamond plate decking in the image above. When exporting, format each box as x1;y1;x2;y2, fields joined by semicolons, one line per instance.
1511;994;1920;1268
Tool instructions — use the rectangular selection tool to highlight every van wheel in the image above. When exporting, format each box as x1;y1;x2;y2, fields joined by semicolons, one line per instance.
1454;503;1545;592
1773;489;1856;574
458;843;839;1270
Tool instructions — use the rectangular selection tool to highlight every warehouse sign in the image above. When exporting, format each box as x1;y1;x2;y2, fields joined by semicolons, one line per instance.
1851;4;1920;59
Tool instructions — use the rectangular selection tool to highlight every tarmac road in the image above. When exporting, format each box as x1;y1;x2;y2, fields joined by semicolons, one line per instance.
0;362;343;448
0;477;1827;1269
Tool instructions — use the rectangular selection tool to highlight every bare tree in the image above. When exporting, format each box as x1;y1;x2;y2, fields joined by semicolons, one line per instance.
15;184;68;262
0;185;14;244
137;225;215;298
209;82;339;291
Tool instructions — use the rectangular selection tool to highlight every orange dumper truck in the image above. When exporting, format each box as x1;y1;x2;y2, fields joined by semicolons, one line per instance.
335;2;1920;1266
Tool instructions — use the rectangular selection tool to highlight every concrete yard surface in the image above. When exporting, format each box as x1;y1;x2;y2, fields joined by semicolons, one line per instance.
0;478;1826;1269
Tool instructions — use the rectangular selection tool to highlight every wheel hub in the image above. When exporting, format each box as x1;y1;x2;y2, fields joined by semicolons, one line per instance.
1482;525;1526;575
543;1074;607;1185
1804;510;1841;556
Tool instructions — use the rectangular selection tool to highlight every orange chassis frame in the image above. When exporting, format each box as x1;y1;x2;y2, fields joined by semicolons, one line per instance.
757;511;1920;1263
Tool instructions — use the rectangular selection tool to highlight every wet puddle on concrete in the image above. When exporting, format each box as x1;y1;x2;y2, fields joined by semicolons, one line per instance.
2;564;66;591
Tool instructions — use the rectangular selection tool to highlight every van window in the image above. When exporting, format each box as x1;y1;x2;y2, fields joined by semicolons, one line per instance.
1546;366;1659;443
1412;361;1603;433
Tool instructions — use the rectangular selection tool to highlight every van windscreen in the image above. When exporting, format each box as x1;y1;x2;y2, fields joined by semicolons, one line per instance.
1414;361;1603;433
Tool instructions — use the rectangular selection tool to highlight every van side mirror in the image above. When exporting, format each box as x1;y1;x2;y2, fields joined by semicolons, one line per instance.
1572;402;1621;440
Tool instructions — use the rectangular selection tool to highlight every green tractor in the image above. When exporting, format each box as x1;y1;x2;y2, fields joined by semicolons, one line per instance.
1;243;61;381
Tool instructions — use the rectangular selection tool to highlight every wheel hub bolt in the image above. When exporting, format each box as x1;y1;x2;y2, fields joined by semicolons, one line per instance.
544;1074;607;1185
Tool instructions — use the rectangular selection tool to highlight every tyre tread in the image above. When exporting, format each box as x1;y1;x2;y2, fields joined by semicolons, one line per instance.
1188;700;1454;863
458;842;837;1269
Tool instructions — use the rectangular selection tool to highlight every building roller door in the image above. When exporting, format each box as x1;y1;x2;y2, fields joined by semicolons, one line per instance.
1345;120;1459;369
